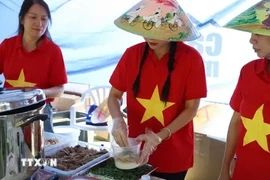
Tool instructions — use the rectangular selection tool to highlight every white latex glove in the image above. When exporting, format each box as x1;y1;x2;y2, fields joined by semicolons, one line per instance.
218;172;232;180
111;117;129;147
136;129;162;165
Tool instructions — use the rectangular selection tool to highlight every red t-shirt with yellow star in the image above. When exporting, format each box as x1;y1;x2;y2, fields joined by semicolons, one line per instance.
110;42;207;173
0;33;67;102
0;34;67;148
230;58;270;180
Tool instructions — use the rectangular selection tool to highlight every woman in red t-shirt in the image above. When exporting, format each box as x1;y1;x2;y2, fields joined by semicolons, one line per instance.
219;2;270;180
107;0;207;179
0;0;67;134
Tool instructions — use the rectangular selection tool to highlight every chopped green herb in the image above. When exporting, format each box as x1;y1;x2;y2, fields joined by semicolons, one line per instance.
86;158;152;180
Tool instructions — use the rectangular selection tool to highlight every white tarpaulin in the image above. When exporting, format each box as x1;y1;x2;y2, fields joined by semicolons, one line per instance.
0;0;261;103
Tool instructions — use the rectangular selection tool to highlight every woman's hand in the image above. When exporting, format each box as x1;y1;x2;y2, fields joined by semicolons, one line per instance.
111;117;129;147
136;129;162;165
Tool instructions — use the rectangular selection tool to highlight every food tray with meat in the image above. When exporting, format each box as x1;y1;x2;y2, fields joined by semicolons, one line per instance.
81;157;153;180
43;142;110;178
44;132;72;156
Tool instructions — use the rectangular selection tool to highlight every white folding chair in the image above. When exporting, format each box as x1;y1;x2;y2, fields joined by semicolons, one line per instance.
70;85;127;144
70;85;112;143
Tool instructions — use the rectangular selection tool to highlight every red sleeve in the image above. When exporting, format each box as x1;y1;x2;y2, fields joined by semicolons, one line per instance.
48;46;68;87
0;40;6;74
109;49;130;92
229;69;243;112
184;51;207;100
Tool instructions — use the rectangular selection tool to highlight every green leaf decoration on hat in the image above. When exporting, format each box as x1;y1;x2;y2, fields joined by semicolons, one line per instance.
224;0;270;36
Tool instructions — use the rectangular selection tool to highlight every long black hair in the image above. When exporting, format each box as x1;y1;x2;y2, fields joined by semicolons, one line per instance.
18;0;52;41
132;42;177;104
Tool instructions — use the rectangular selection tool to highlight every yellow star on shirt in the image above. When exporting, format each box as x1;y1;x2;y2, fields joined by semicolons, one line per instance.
242;104;270;152
6;69;36;87
136;85;175;126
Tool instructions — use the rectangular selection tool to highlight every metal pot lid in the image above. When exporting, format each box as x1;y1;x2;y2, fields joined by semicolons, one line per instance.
0;87;46;113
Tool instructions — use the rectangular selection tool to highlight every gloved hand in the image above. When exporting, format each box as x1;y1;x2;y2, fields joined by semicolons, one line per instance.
111;117;129;147
136;129;162;165
218;173;231;180
218;170;232;180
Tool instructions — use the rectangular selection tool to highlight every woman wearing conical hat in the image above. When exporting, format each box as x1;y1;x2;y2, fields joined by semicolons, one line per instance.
219;1;270;180
107;0;207;179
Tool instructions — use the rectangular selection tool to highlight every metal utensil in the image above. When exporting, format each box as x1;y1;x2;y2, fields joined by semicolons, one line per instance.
146;167;158;175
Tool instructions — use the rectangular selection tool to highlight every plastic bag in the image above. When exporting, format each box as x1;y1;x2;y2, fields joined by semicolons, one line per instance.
30;168;58;180
86;98;110;125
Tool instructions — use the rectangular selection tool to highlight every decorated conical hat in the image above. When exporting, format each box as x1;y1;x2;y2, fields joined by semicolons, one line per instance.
224;0;270;36
114;0;200;41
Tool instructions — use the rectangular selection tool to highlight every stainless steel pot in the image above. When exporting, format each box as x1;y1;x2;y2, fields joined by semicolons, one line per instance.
0;87;48;179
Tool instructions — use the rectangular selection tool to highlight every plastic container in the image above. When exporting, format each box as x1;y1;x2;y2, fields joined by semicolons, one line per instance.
44;132;71;156
141;175;151;180
53;126;80;146
140;175;165;180
111;138;141;170
44;142;110;177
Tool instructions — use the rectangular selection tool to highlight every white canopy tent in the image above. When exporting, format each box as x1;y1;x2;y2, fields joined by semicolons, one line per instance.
0;1;265;178
0;0;261;104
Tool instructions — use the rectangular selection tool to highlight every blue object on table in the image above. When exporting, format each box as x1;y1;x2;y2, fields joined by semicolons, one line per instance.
85;105;107;126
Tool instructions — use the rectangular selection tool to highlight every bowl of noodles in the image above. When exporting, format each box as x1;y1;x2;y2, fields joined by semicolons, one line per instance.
111;138;141;170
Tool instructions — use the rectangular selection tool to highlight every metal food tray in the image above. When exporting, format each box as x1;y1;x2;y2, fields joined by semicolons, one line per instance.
43;141;110;178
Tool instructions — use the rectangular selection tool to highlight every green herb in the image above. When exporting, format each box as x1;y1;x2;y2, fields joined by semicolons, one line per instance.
86;158;152;180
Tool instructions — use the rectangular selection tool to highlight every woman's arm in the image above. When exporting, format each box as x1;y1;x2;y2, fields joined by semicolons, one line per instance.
156;50;207;139
0;40;6;75
47;46;67;98
157;99;200;139
43;85;64;98
108;87;124;118
220;111;241;174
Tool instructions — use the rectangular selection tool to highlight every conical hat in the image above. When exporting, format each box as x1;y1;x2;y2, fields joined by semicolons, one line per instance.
224;1;270;36
114;0;200;41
